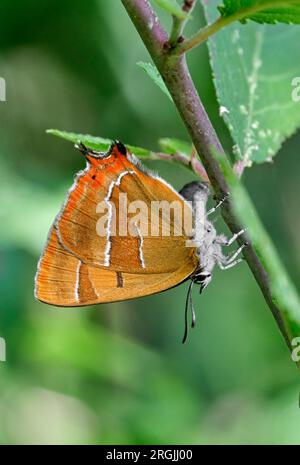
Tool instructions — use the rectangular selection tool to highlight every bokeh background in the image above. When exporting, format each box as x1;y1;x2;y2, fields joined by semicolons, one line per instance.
0;0;300;445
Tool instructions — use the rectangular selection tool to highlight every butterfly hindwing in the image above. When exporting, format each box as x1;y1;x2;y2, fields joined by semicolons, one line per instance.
35;225;196;306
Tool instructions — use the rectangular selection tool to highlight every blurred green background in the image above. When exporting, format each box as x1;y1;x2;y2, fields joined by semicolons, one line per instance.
0;0;300;445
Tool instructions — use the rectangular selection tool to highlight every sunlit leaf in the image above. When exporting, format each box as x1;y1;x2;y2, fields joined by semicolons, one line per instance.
204;0;300;165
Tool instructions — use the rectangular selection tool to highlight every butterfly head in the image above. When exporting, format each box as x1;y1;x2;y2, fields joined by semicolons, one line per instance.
179;181;210;203
112;140;127;156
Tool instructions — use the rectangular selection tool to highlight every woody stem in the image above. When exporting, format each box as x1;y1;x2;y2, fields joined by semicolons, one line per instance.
121;0;293;351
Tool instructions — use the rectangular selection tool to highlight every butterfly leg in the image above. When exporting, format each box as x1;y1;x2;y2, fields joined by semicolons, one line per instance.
224;229;246;246
217;242;246;271
225;242;246;263
218;258;244;270
207;194;229;216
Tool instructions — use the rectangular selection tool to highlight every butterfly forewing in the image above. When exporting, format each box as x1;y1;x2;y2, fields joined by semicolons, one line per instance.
35;143;198;306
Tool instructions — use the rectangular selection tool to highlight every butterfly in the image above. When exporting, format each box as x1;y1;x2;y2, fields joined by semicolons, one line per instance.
35;141;246;342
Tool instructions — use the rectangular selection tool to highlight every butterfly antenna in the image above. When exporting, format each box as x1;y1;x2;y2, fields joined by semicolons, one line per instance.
190;282;196;328
75;142;89;155
182;280;195;344
75;142;103;158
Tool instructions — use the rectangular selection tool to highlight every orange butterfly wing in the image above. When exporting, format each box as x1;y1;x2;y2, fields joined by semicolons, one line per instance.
35;143;199;306
35;226;195;306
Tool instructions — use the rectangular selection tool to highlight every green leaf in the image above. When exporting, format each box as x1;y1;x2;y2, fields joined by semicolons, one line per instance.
219;1;300;25
125;144;151;157
151;0;188;19
158;138;192;161
137;62;173;101
47;129;112;151
46;129;152;158
216;151;300;352
204;1;300;165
